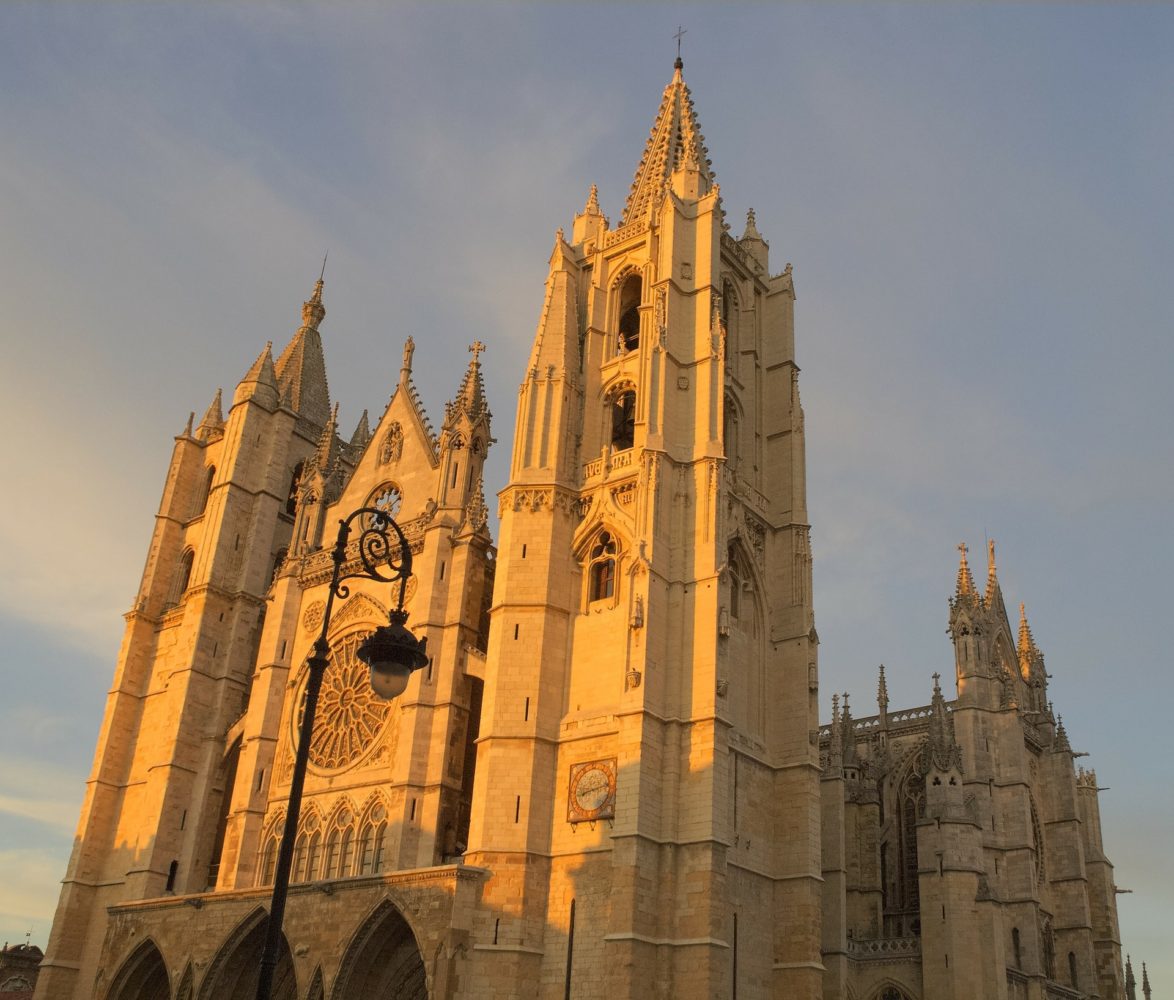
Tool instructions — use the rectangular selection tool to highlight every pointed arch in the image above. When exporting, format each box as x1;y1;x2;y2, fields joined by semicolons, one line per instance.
355;793;391;876
104;938;170;1000
332;898;427;1000
195;465;216;517
612;268;643;354
174;963;194;1000
257;809;285;887
721;277;740;368
306;966;325;1000
873;982;918;1000
197;907;296;1000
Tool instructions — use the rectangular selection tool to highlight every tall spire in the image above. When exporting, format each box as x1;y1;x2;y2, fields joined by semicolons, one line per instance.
984;538;1001;606
1142;962;1151;1000
275;276;331;428
877;663;889;721
621;61;715;226
447;341;489;424
928;672;963;772
1126;955;1137;1000
195;387;225;442
955;542;977;600
1018;602;1035;656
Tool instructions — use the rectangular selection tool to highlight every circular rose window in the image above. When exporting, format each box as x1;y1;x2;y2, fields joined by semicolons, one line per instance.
297;632;392;772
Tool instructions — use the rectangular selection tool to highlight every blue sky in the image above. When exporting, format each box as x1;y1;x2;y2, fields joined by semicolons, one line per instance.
1;1;1170;985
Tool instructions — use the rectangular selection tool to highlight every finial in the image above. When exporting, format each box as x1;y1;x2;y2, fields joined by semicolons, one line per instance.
877;664;889;710
932;671;942;694
831;691;840;722
584;183;601;215
302;269;326;329
673;25;686;69
555;226;565;244
401;336;415;376
469;340;486;364
955;541;977;598
319;251;328;283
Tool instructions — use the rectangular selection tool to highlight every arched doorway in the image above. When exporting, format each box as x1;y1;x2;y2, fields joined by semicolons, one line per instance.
198;908;296;1000
106;939;169;1000
333;900;427;999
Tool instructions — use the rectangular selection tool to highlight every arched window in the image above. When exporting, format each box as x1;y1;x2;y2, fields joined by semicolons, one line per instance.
723;393;739;470
259;833;278;886
195;465;215;517
293;833;309;883
340;826;355;877
169;548;196;607
286;462;304;517
617;274;642;352
728;545;746;623
372;821;388;873
307;831;322;882
1012;927;1022;969
588;531;617;603
358;823;375;875
611;389;636;451
1068;951;1078;988
325;828;342;878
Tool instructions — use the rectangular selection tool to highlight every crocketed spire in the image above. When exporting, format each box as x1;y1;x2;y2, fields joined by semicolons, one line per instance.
877;663;889;713
1126;955;1137;1000
741;207;763;242
984;538;1001;606
584;183;602;216
1142;962;1151;1000
1018;602;1036;657
195;387;225;442
621;61;715;226
955;542;977;601
445;341;489;426
348;409;371;451
928;672;964;772
274;276;331;428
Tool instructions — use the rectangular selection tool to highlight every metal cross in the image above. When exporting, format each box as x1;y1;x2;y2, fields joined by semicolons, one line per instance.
469;340;486;362
674;25;687;60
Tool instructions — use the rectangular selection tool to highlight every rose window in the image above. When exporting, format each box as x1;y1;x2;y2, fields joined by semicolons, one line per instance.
297;632;391;771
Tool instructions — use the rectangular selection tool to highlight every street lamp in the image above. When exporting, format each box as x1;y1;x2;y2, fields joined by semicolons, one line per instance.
255;505;428;1000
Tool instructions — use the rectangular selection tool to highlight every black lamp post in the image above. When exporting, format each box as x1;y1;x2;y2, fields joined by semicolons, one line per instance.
255;505;428;1000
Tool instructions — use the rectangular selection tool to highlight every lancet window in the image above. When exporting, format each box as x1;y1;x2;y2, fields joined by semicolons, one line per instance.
286;461;304;516
617;274;642;353
611;389;636;451
195;465;215;517
588;531;618;603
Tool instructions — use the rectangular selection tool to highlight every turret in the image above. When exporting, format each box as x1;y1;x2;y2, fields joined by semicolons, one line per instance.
438;342;492;512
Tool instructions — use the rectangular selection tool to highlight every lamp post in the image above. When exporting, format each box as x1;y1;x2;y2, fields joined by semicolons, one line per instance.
255;505;428;1000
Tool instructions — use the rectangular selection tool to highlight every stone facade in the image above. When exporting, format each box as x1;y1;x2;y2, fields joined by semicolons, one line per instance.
819;543;1129;1000
35;61;1139;1000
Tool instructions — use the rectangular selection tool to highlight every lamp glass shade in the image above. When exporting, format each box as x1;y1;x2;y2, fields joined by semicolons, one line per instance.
369;665;410;701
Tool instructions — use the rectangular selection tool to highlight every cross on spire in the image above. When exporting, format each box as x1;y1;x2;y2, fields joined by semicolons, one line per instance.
674;25;686;67
469;340;486;363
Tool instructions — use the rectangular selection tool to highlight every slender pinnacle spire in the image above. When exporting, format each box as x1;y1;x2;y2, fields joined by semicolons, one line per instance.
181;411;195;438
984;538;1001;605
1142;962;1151;1000
349;409;370;449
447;341;489;425
741;207;763;242
955;542;977;598
584;183;601;215
1126;955;1137;1000
622;59;714;226
195;387;225;441
877;664;889;712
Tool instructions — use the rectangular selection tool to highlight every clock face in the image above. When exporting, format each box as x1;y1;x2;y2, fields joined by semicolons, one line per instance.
567;758;617;823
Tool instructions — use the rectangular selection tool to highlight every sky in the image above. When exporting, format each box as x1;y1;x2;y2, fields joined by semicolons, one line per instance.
1;0;1171;986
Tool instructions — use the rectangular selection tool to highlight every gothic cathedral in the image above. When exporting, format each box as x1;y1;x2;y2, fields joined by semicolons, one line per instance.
35;61;1135;1000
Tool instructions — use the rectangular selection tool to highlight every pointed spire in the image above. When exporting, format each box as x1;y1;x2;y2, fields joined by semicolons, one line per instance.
275;276;331;427
877;664;889;711
622;62;715;226
984;538;1001;606
928;672;963;772
1054;715;1071;753
349;409;371;450
466;472;489;534
584;183;601;216
181;411;195;438
445;341;489;427
1018;602;1035;656
314;402;340;469
840;693;857;766
233;340;279;409
195;388;225;442
828;693;843;769
955;542;977;600
1142;962;1151;1000
1126;955;1137;1000
741;207;763;242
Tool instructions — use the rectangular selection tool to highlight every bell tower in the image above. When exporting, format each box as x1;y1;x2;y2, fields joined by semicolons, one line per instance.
464;59;822;1000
